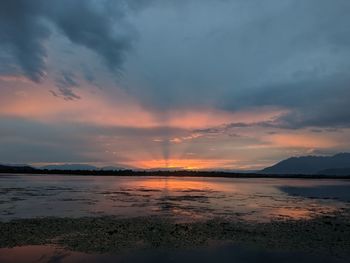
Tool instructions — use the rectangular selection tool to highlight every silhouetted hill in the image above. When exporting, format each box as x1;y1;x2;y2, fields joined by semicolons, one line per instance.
260;153;350;175
101;166;125;171
40;164;126;171
1;161;350;178
40;164;99;170
0;164;37;173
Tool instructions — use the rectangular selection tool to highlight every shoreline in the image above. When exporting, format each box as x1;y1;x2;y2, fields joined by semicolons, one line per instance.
1;172;350;179
1;210;350;258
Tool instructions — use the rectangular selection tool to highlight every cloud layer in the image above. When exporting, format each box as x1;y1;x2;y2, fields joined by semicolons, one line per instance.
0;0;137;81
122;0;350;129
1;0;350;169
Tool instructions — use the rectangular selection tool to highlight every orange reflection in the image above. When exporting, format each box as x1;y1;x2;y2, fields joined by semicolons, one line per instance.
130;177;229;191
273;208;314;219
0;245;91;263
272;206;337;220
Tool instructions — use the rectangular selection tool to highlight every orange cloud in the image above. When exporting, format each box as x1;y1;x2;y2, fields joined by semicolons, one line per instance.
2;76;347;170
165;106;288;129
0;75;33;83
0;84;155;128
133;158;234;170
0;82;288;131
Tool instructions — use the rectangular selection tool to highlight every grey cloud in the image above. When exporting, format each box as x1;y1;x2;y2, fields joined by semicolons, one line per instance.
273;107;350;130
82;66;95;84
196;92;350;135
77;123;188;138
0;0;49;81
195;124;248;136
0;117;100;163
195;114;350;137
45;0;135;72
81;123;192;163
1;0;350;130
123;0;350;129
55;71;80;100
0;117;194;165
231;73;350;129
0;0;141;82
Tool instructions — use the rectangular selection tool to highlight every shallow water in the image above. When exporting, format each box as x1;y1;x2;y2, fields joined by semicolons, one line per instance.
0;245;346;263
1;175;349;222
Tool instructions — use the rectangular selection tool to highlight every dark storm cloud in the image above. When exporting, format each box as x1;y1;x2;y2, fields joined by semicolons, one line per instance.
0;0;140;81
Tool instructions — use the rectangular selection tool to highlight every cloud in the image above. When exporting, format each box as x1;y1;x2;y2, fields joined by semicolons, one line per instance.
0;115;194;166
1;0;350;168
123;0;350;129
230;73;350;129
44;0;136;72
0;0;139;82
0;0;49;81
0;117;100;163
55;71;80;100
2;0;349;129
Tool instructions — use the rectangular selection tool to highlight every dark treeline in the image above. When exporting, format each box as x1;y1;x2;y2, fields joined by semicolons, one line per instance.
0;165;350;179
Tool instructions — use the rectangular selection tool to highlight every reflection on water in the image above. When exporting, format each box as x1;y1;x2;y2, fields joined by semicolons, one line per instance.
0;175;349;222
0;245;345;263
280;185;350;202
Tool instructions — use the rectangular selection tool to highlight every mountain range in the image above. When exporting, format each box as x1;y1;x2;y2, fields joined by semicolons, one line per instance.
260;153;350;175
0;164;37;173
40;164;125;171
1;153;350;176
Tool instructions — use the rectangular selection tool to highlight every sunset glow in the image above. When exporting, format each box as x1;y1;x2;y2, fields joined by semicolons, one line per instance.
133;158;234;170
0;0;349;170
1;2;349;263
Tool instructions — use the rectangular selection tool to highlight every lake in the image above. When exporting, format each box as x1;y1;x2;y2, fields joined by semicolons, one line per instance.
1;175;349;222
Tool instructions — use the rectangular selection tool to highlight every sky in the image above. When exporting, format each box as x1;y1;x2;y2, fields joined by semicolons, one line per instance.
0;0;350;170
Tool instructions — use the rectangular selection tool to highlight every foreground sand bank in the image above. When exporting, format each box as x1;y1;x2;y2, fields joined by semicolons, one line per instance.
1;210;350;259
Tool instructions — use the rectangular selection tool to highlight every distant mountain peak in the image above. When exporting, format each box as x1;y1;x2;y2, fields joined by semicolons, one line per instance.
260;153;350;175
40;164;126;171
40;164;99;171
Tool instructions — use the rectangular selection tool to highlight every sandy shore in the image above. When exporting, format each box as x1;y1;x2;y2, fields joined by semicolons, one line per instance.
1;209;350;259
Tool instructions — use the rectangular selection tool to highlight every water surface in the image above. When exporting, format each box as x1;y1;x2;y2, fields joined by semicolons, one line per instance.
1;175;349;222
0;245;345;263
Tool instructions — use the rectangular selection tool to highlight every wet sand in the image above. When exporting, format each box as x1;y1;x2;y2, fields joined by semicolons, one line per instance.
1;209;350;259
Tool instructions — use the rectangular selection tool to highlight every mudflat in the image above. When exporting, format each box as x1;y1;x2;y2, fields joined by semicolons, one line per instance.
1;176;350;262
1;209;350;259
